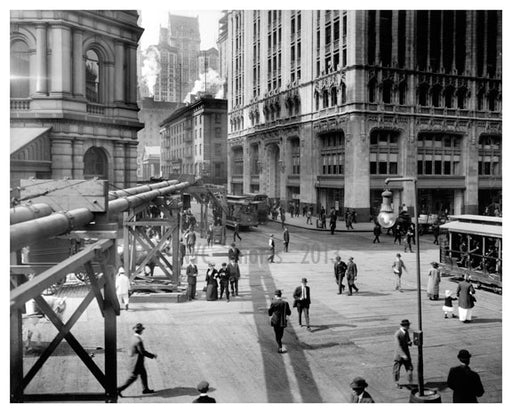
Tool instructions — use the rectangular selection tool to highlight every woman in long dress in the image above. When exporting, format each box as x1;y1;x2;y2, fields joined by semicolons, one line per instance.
205;262;218;301
457;273;476;323
426;262;441;300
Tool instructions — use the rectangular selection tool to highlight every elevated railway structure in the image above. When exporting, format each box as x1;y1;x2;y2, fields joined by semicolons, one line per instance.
10;176;226;402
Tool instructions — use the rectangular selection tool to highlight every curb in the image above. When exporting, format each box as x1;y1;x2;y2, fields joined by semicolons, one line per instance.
268;219;373;233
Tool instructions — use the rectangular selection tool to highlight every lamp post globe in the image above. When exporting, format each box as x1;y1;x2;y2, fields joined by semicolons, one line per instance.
377;189;396;228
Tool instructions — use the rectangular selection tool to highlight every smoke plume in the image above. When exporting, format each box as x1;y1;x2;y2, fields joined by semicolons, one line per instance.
184;68;225;103
141;46;160;97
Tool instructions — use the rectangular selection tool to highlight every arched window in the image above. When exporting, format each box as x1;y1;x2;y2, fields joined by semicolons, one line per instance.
341;83;347;104
10;40;30;98
456;88;466;109
322;89;329;108
431;84;442;107
398;81;407;105
488;90;498;112
331;87;338;106
315;91;320;111
477;88;485;111
83;147;108;180
85;50;100;103
418;83;429;106
444;86;454;108
368;78;378;103
382;80;393;104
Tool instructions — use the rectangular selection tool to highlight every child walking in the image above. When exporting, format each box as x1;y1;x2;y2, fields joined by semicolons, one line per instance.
443;289;457;319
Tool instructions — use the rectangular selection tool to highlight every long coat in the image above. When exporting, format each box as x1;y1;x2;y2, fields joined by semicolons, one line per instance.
350;391;375;403
447;365;484;402
268;298;291;327
426;268;441;296
346;261;358;282
127;333;155;373
457;280;476;309
393;328;412;361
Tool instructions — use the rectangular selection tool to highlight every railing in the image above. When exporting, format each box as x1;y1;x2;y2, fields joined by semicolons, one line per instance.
86;103;106;115
11;98;31;110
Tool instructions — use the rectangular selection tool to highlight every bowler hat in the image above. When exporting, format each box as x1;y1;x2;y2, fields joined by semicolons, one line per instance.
457;349;472;359
133;322;145;331
274;289;282;297
400;319;411;327
302;277;308;283
197;380;209;393
350;377;368;389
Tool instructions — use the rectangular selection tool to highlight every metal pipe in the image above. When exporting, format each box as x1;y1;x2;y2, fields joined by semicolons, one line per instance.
10;208;94;252
108;180;179;200
10;203;54;225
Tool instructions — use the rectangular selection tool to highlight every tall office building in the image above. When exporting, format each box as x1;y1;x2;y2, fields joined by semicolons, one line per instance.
223;10;502;220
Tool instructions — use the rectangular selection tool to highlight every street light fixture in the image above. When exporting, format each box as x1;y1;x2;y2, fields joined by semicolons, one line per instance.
378;177;439;402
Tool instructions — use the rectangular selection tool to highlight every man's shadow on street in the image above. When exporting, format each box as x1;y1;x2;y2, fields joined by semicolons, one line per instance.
145;386;213;399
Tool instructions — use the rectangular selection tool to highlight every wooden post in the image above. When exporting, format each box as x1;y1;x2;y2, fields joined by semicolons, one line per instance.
123;211;130;278
10;304;23;402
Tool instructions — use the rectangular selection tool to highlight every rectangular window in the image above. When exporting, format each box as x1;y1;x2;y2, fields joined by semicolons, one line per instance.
370;130;400;175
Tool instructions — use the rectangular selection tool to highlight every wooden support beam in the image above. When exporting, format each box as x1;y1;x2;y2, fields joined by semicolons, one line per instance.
98;255;121;316
10;264;57;274
10;239;113;310
10;306;23;402
22;393;108;402
84;262;105;317
131;228;173;279
123;220;173;227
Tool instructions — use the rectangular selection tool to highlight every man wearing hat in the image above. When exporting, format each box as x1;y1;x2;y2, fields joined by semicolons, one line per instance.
334;256;347;295
392;319;413;388
228;242;241;263
293;278;311;330
268;289;291;353
193;380;216;403
447;349;485;403
115;266;131;310
346;257;359;295
117;323;157;397
186;257;198;300
218;262;230;302
350;377;375;403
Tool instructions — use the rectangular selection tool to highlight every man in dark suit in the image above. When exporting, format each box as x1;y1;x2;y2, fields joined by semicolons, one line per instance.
393;319;413;388
447;349;485;403
186;257;198;300
293;278;311;329
117;323;157;397
193;380;216;403
346;257;359;295
334;256;347;294
228;243;241;263
329;207;337;234
227;259;241;296
349;377;375;403
268;289;291;353
283;227;290;252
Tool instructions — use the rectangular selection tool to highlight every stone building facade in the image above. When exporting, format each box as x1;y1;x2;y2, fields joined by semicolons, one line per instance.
10;10;143;190
223;10;502;220
160;97;228;185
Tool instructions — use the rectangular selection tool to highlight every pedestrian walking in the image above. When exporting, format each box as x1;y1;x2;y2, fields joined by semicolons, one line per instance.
185;229;197;255
179;238;187;268
233;220;242;242
283;227;290;252
457;273;477;323
392;253;407;292
218;262;230;302
293;278;311;330
268;234;276;263
227;259;241;296
447;349;485;403
306;208;313;225
268;289;291;353
329;207;337;234
373;223;382;243
426;262;441;300
351;209;358;224
186;257;198;300
393;319;413;388
193;381;216;403
228;242;241;263
334;256;347;294
117;323;157;397
349;377;375;403
404;226;414;252
205;262;218;301
345;208;354;230
280;210;286;229
206;224;214;247
443;289;457;319
115;267;131;311
346;257;359;295
302;206;307;217
393;224;402;245
432;221;440;245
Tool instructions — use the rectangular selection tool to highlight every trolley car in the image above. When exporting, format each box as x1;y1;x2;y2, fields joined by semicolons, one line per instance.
244;193;270;224
226;195;259;228
439;214;502;293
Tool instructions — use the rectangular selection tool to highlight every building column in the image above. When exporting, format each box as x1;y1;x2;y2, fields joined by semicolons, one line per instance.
242;139;251;193
496;12;502;76
464;130;479;214
482;11;488;77
72;29;85;98
375;11;381;65
300;124;317;207
344;117;370;221
105;61;115;106
279;139;288;204
127;45;138;104
114;142;127;188
114;41;125;104
391;11;399;66
35;24;48;95
50;24;72;97
125;143;138;188
72;139;84;179
258;142;268;195
227;144;233;193
51;138;73;178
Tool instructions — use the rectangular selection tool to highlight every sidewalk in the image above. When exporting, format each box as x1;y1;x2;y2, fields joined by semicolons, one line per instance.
270;212;374;233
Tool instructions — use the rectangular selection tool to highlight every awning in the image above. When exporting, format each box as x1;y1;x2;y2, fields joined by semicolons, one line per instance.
11;127;51;155
440;221;502;238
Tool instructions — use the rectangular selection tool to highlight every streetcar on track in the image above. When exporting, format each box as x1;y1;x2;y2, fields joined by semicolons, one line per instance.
243;193;270;224
226;195;259;228
439;214;502;293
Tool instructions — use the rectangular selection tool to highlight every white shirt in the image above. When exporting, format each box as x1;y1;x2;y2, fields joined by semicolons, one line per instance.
116;273;130;295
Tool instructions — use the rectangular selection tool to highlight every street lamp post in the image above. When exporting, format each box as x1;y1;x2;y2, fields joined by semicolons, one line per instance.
377;177;428;400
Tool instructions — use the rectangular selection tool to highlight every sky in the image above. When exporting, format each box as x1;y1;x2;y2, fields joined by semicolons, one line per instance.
139;9;224;50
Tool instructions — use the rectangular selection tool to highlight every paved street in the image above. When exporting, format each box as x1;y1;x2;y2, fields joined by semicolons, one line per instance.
23;220;502;403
